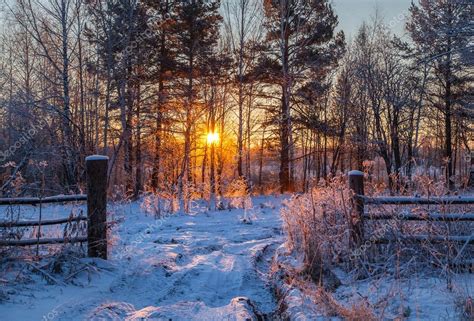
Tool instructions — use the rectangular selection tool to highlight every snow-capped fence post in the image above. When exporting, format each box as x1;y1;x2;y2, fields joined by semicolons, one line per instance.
348;170;364;248
86;155;109;259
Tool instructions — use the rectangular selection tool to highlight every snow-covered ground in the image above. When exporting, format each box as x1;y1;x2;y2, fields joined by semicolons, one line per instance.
1;195;473;320
273;241;474;320
334;273;474;320
0;196;285;320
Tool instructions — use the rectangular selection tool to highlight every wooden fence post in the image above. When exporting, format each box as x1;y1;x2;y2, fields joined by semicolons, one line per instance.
86;155;109;259
348;170;365;248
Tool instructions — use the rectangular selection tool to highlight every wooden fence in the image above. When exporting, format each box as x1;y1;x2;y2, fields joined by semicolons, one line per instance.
0;155;109;259
348;170;474;248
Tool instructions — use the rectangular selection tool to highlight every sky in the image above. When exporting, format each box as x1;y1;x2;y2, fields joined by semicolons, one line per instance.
333;0;413;39
0;0;414;40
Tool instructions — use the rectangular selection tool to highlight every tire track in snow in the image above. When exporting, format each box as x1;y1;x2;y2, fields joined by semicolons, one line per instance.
86;197;284;320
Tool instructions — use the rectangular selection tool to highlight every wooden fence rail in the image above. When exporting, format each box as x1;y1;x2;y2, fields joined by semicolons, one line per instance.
0;215;87;228
348;170;474;248
358;195;474;205
0;195;87;206
364;213;474;222
0;237;88;247
373;235;473;245
0;155;109;259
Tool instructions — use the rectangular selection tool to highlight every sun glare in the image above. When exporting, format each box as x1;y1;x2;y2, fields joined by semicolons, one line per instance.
207;132;219;145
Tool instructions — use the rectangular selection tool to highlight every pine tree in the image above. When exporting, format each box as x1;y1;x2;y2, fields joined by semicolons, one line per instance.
407;0;472;189
141;0;179;192
173;0;222;212
260;0;344;192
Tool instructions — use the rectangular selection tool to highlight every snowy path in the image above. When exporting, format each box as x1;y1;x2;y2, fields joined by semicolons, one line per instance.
1;196;284;320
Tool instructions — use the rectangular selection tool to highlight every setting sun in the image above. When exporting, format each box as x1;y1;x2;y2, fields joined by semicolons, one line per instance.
206;132;219;145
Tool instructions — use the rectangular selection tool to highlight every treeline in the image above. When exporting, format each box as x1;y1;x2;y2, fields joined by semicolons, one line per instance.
0;0;471;206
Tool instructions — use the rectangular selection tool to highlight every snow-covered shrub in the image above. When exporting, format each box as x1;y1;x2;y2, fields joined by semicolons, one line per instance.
225;177;252;210
1;205;24;241
283;173;474;280
140;192;176;218
281;177;351;275
313;287;377;320
409;173;449;196
110;184;131;202
460;296;473;321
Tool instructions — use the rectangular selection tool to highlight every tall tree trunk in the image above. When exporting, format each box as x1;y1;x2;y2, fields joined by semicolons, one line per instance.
61;0;76;190
237;24;245;178
134;81;143;198
209;85;217;210
76;3;87;181
151;75;164;191
445;45;453;189
280;87;291;193
258;126;265;188
179;51;194;213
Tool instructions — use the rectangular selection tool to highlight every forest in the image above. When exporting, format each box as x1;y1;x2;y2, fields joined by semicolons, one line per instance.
0;0;473;320
0;0;471;203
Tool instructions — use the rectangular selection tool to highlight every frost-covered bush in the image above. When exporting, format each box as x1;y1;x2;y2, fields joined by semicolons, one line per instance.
140;192;177;218
225;177;252;210
283;173;474;283
281;177;351;274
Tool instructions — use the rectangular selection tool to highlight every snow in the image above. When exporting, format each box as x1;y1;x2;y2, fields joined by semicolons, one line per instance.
85;155;109;161
348;170;364;176
0;196;285;320
273;245;474;320
272;245;323;320
1;195;472;320
333;274;474;320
